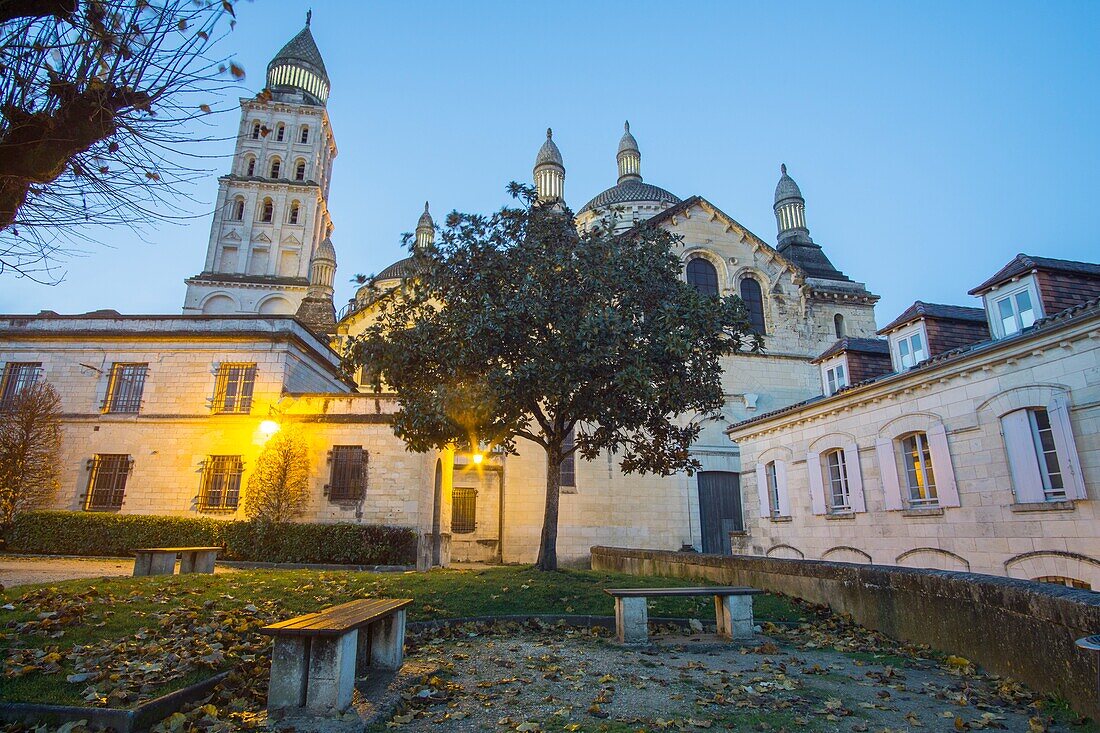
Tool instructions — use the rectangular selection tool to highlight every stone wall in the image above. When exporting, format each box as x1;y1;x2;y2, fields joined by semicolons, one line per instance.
591;545;1100;719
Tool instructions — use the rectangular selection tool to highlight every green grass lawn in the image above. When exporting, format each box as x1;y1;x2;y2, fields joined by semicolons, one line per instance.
0;566;806;707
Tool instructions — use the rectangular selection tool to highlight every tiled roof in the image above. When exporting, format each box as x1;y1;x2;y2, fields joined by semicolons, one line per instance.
376;256;416;281
811;337;889;364
969;253;1100;295
579;180;681;214
270;26;329;80
878;301;986;335
729;296;1100;434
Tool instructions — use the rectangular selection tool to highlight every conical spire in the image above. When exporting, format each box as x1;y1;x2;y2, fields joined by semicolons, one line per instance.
533;128;565;202
296;235;337;334
774;163;810;246
266;18;330;105
616;121;641;184
415;201;434;251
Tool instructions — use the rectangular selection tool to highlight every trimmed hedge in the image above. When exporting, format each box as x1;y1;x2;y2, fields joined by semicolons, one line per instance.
2;511;418;566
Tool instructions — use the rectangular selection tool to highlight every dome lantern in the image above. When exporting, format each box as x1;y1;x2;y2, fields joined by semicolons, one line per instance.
616;121;641;184
415;201;434;251
266;15;331;106
774;163;811;245
533;128;565;202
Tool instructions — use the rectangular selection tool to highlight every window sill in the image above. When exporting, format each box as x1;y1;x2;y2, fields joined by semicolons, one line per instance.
825;512;856;520
769;515;792;523
84;507;122;513
1009;500;1076;513
197;507;237;514
901;506;944;517
560;486;578;495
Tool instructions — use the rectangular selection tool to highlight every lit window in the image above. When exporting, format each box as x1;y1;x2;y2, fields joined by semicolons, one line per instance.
765;461;780;517
213;363;256;414
199;455;243;511
85;454;131;511
995;287;1037;336
740;277;766;334
686;257;719;297
275;123;285;142
288;201;300;225
824;362;847;395
328;445;366;501
269;158;281;179
261;198;273;223
251;121;260;140
452;487;477;533
834;313;846;338
824;449;850;512
0;362;42;411
104;363;148;413
895;329;927;369
901;432;938;505
560;427;576;487
300;126;309;144
295;161;306;181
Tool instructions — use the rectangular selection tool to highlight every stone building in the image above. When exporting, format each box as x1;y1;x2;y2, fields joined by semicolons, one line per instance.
727;255;1100;588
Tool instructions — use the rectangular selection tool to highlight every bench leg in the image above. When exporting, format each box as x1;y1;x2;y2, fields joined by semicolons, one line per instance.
179;551;197;574
148;552;176;576
305;631;357;713
615;597;649;644
715;595;754;640
369;609;406;670
133;553;151;577
180;551;217;574
268;637;310;712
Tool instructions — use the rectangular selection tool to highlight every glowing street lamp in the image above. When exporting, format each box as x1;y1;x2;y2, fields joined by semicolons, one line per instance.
471;452;484;465
259;419;281;437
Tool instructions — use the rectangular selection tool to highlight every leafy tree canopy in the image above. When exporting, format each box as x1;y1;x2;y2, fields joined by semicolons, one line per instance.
346;185;761;569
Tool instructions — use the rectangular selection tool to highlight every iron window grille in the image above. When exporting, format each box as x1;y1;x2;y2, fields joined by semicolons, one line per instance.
451;488;477;534
0;362;42;411
198;455;243;511
327;445;367;501
212;363;256;414
84;454;132;511
559;428;576;487
104;363;148;413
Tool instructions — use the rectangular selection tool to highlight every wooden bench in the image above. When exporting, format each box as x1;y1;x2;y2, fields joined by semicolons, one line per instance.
604;586;763;644
132;546;221;576
260;598;412;715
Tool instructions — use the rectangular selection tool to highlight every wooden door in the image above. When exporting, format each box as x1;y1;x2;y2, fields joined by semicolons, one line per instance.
698;471;743;555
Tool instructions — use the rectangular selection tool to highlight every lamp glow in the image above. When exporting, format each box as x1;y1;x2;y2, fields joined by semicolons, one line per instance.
471;453;484;465
259;420;281;436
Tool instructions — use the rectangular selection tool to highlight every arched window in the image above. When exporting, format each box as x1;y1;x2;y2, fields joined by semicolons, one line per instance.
834;313;846;339
260;198;273;223
275;123;285;142
295;160;306;181
232;197;245;221
299;125;309;144
250;121;260;139
740;277;766;333
686;257;719;297
288;201;300;225
269;158;281;179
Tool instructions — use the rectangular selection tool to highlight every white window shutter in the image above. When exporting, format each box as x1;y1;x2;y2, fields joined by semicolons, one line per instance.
926;424;961;507
776;460;791;516
806;451;827;515
755;463;771;518
1049;394;1087;500
843;443;866;512
876;439;904;511
1002;409;1045;503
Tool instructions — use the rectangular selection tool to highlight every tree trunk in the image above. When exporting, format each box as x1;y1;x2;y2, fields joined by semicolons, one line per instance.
536;445;562;571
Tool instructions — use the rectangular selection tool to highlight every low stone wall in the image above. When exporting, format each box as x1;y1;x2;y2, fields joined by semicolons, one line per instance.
591;546;1100;718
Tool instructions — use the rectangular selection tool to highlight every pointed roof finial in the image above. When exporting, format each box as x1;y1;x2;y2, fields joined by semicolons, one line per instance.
546;127;553;139
424;201;430;212
781;163;787;176
624;120;630;132
306;8;312;26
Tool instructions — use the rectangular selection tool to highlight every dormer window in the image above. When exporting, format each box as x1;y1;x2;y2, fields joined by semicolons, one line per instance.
890;324;927;370
824;361;847;395
993;285;1037;337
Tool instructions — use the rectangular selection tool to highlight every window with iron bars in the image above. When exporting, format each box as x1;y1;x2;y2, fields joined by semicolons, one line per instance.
327;445;366;501
559;427;576;488
0;362;42;411
212;363;256;414
198;455;243;511
451;488;477;534
104;363;148;413
84;454;132;511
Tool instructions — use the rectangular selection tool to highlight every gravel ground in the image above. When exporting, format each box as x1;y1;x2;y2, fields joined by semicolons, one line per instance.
0;555;237;588
370;625;1071;732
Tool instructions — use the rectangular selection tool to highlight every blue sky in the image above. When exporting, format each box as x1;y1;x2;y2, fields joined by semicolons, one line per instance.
3;0;1098;324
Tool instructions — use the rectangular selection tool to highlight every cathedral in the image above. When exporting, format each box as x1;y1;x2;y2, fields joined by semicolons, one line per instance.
2;20;1097;578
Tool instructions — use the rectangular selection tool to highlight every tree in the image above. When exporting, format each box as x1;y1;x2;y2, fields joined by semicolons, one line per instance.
243;428;311;524
0;0;244;281
348;185;762;570
0;380;63;525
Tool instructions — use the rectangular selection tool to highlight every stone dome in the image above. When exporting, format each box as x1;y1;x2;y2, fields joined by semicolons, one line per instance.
580;180;681;215
534;128;564;169
416;201;434;230
618;121;639;155
774;163;803;204
315;237;336;262
376;257;416;281
266;21;330;105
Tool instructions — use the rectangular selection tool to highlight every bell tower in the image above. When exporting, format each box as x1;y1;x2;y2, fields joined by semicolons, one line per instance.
183;15;338;317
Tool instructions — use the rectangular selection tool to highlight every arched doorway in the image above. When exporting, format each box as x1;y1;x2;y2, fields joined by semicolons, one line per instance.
431;459;443;566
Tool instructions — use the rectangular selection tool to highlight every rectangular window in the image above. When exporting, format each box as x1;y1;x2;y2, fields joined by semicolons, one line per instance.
896;331;927;369
1027;408;1065;500
452;487;477;534
328;445;366;501
765;461;780;517
995;288;1037;336
104;363;148;413
85;454;131;511
559;428;576;488
198;455;243;511
825;449;850;511
0;362;42;410
901;433;938;505
213;363;256;414
825;363;847;395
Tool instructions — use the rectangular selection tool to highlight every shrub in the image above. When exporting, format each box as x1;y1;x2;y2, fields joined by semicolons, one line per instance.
2;511;418;566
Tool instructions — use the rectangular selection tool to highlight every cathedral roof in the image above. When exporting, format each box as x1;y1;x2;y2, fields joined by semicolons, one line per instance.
579;180;681;215
534;129;564;169
618;121;639;156
774;164;803;203
270;26;329;80
377;256;416;281
267;21;330;105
